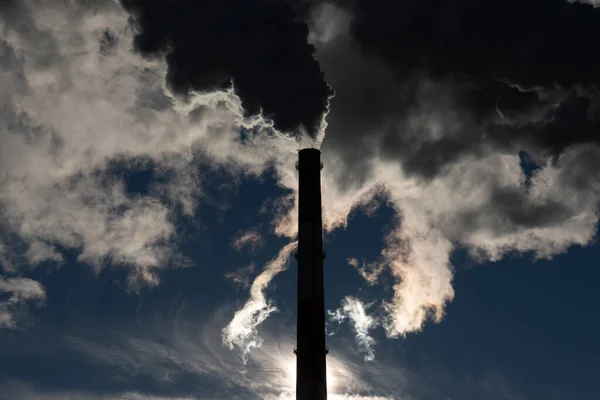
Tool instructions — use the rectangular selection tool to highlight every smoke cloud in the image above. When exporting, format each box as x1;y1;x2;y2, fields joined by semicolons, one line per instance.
309;0;600;181
0;0;298;296
119;0;333;140
306;1;600;337
349;0;600;163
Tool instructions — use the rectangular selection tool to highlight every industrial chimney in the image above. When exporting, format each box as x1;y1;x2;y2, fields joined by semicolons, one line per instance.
295;148;328;400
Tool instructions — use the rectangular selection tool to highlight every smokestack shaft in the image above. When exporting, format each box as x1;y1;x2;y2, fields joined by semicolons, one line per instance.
296;149;327;400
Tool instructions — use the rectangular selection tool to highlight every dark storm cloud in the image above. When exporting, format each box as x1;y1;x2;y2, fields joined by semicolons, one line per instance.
119;0;333;139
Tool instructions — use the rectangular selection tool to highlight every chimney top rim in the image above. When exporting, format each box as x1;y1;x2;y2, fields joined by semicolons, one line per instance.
298;148;321;155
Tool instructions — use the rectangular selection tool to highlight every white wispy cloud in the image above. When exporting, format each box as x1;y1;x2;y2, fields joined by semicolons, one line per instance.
0;1;188;286
329;297;378;361
347;258;385;286
0;0;295;291
0;277;46;329
0;244;14;274
231;229;264;253
222;242;296;360
224;263;257;289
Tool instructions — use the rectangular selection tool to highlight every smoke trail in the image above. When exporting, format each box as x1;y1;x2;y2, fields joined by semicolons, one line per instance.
222;241;297;361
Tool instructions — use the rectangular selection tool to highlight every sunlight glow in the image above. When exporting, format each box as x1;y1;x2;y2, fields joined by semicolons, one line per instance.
328;367;337;392
285;359;339;393
286;360;296;389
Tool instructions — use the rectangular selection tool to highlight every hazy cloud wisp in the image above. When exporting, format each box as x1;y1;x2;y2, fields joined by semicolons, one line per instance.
329;296;378;361
0;277;46;329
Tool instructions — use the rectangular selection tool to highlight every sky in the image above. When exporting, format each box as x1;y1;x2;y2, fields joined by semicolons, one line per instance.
0;0;600;399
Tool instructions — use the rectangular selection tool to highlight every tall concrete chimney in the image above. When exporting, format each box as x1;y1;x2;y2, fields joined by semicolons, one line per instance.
295;148;328;400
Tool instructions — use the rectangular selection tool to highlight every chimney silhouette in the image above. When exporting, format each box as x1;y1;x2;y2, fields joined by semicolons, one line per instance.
295;148;328;400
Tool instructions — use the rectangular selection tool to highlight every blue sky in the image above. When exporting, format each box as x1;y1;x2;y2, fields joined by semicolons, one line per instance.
1;167;598;399
1;1;600;399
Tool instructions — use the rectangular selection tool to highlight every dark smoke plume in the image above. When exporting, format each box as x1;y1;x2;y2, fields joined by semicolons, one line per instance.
120;0;600;171
312;0;600;179
120;0;333;139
